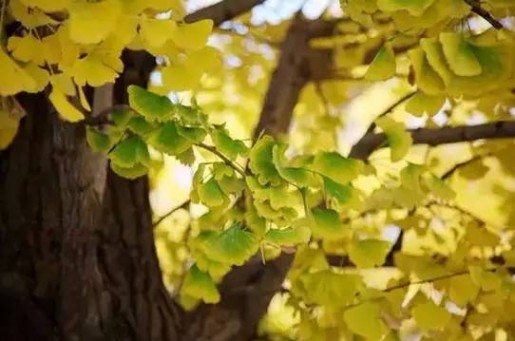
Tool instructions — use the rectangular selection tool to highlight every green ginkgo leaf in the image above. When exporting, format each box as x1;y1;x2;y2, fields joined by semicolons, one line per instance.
86;126;112;153
265;222;311;246
344;302;388;340
440;32;482;77
272;143;313;187
412;301;451;331
211;129;248;160
311;208;347;240
198;177;227;207
181;264;220;304
405;92;446;117
147;122;192;156
365;42;396;81
177;125;206;143
127;85;174;121
200;225;259;266
249;136;282;186
300;270;362;306
376;117;412;162
313;152;363;185
108;136;150;168
377;0;435;16
323;176;359;206
110;162;149;179
348;239;391;268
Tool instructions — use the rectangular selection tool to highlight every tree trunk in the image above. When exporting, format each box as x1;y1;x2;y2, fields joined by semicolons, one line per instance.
0;52;182;340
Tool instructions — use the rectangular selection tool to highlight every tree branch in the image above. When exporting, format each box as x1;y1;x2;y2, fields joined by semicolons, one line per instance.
464;0;504;29
184;0;265;26
349;121;515;160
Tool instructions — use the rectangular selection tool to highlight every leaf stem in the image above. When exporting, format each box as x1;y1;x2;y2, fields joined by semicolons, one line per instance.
196;142;246;177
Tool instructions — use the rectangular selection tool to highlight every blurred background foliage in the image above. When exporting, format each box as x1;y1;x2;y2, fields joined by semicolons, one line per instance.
148;1;515;339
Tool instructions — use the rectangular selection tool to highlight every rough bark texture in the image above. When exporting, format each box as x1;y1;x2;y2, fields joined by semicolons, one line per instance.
0;92;108;340
0;51;182;341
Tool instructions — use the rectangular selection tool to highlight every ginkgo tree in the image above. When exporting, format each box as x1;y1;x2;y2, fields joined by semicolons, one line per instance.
0;0;515;340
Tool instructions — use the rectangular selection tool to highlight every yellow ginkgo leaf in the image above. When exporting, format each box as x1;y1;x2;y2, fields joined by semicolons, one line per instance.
0;49;37;96
69;0;121;44
23;63;50;93
77;86;91;112
0;111;20;150
9;0;57;28
365;42;396;81
408;47;445;95
376;116;413;162
68;54;119;87
139;18;177;49
8;35;45;65
170;20;213;50
50;74;76;96
420;38;453;86
49;88;85;122
412;301;451;331
405;92;446;117
440;33;482;77
19;0;70;12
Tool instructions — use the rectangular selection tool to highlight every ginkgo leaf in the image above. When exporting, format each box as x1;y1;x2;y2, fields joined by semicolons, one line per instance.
272;144;313;187
419;38;453;86
86;127;112;153
348;239;391;268
440;33;482;77
313;152;363;185
311;208;347;240
405;93;446;117
170;20;213;50
110;162;149;179
200;225;259;266
19;0;70;12
48;88;84;122
265;223;311;246
109;137;150;169
449;274;479;306
176;125;206;143
408;47;445;95
0;111;20;150
423;174;455;200
211;129;248;160
68;54;119;87
469;266;501;291
412;301;451;331
323;177;360;207
377;0;435;16
147;122;193;156
376;117;412;162
343;302;388;340
9;0;57;29
23;63;50;93
8;34;45;65
249;136;282;186
300;270;362;306
365;42;396;81
181;264;220;304
69;0;121;45
139;18;176;48
198;178;228;207
127;117;156;136
0;48;37;96
127;85;174;121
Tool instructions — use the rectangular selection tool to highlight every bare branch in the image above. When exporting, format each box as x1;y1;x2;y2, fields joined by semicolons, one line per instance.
349;121;515;160
464;0;504;29
184;0;265;26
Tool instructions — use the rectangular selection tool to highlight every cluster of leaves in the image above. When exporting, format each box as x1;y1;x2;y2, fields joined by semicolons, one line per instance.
3;0;515;339
0;0;219;147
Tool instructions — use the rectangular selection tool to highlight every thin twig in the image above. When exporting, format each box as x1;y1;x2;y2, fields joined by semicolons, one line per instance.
464;0;504;30
196;142;246;177
152;200;191;228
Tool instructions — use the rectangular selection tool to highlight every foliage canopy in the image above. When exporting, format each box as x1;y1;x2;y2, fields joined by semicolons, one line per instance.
1;0;515;339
